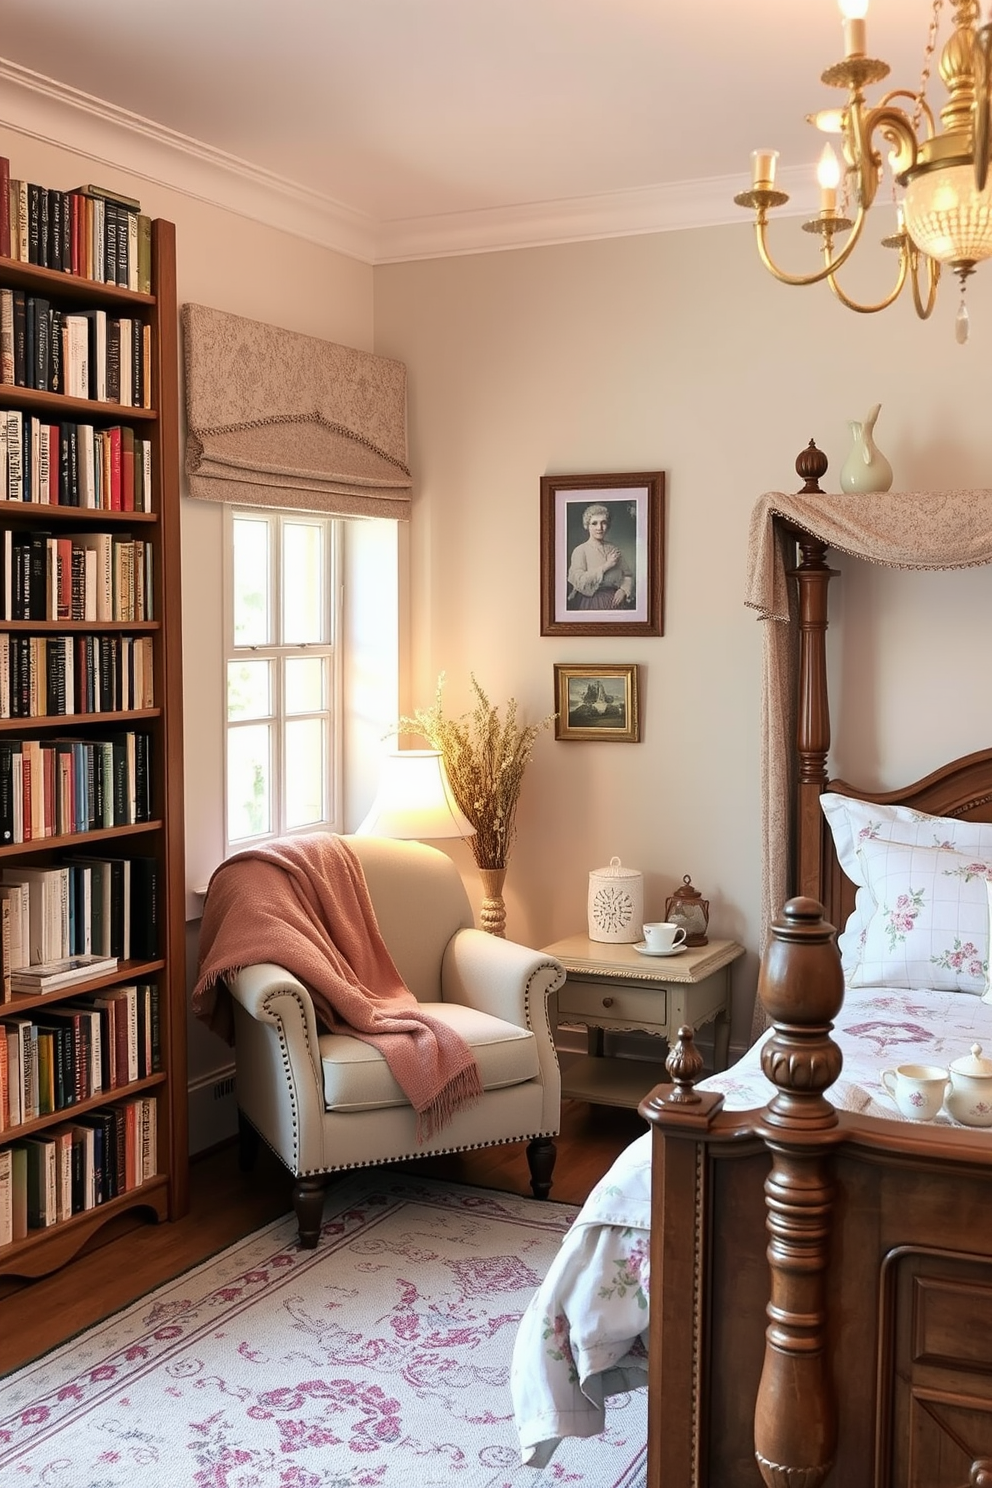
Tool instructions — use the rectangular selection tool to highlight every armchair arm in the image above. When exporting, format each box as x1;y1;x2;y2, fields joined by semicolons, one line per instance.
227;963;329;1174
227;962;324;1080
441;928;565;1029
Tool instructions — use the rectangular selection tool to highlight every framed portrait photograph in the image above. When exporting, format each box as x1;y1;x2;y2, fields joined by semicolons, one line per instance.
554;663;640;743
540;470;664;636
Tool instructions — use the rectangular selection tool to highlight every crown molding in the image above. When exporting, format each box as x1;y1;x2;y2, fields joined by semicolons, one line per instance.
375;167;819;262
0;58;379;263
0;57;818;265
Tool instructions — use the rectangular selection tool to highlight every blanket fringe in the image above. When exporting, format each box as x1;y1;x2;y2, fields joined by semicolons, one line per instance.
416;1063;485;1144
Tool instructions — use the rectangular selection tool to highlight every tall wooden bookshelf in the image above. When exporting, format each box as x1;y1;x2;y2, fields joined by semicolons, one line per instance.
0;216;187;1276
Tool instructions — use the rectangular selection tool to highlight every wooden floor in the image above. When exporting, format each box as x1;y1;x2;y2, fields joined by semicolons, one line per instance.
0;1097;647;1378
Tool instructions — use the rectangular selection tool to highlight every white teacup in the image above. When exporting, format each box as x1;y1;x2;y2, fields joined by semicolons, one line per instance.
880;1063;949;1121
642;921;687;953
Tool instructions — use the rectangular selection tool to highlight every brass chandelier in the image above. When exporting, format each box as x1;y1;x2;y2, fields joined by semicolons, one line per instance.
734;0;992;341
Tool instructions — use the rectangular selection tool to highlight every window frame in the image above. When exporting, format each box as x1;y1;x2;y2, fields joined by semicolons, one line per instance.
222;504;342;853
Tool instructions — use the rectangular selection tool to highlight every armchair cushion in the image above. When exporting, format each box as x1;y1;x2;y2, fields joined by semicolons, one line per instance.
319;1002;539;1112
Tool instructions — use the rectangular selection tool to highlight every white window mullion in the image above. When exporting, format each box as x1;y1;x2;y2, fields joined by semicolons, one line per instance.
224;506;339;854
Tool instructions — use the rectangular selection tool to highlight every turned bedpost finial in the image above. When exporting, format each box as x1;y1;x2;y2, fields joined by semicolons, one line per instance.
758;896;845;1126
664;1024;703;1104
971;1460;992;1488
795;439;828;494
753;897;845;1488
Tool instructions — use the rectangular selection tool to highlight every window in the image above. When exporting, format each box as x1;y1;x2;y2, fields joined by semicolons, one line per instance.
224;508;341;849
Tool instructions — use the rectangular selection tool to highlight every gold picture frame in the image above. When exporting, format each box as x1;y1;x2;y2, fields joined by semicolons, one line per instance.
554;663;640;743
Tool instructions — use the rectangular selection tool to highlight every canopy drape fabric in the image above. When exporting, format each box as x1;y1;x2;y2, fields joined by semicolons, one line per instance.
181;303;411;519
745;488;992;1035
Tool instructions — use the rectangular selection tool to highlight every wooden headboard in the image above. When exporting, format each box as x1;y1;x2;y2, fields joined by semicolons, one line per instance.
788;527;992;929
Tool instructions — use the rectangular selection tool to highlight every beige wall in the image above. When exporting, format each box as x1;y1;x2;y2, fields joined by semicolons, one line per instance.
374;227;992;1050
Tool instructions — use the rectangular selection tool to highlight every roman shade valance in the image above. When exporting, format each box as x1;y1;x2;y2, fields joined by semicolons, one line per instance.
181;303;411;519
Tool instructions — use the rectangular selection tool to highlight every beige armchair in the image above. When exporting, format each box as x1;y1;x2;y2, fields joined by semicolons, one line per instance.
228;835;565;1247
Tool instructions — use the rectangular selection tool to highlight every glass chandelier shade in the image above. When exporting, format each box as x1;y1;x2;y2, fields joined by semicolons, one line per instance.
903;161;992;266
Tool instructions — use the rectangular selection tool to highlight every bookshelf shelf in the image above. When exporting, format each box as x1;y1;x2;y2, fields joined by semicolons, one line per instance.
0;1173;169;1278
0;504;156;524
0;384;157;421
0;254;155;308
0;210;186;1274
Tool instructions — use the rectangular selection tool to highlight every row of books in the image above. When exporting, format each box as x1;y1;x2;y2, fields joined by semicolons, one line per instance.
0;413;153;511
1;164;152;294
1;982;161;1124
0;293;151;407
0;854;158;974
0;528;153;621
0;1095;158;1242
0;633;154;720
0;730;153;845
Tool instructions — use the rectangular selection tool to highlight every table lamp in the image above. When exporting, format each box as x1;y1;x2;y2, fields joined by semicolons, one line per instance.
355;750;475;840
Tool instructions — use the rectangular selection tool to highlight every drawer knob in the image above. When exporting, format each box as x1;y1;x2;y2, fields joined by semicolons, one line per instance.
602;996;614;1008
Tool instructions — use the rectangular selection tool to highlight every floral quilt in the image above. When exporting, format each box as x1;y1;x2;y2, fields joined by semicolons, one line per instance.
511;984;992;1466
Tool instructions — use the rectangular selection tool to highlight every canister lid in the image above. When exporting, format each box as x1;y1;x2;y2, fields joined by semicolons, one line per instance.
950;1042;992;1077
590;855;641;880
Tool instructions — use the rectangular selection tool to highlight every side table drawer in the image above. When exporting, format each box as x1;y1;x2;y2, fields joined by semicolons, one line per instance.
558;977;667;1032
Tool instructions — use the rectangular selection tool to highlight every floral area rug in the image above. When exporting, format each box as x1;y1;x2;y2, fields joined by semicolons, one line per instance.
0;1174;647;1488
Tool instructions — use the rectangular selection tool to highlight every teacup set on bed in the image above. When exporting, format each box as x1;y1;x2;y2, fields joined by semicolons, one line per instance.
881;1043;992;1124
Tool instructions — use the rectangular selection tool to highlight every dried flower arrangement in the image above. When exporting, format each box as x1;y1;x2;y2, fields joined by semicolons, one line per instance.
394;675;554;870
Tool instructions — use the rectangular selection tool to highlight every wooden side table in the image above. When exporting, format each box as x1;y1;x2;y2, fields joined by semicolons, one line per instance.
542;934;745;1110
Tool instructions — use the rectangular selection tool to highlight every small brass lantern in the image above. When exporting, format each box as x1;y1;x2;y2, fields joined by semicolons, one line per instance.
665;875;709;947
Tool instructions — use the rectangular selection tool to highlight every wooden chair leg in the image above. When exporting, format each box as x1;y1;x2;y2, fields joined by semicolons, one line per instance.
237;1110;260;1172
293;1175;329;1249
526;1136;556;1199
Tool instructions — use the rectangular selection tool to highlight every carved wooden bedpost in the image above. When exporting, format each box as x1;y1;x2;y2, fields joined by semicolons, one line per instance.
789;531;835;901
753;897;845;1488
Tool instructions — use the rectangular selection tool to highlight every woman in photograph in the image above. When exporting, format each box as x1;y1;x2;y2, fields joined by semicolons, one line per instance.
567;503;634;610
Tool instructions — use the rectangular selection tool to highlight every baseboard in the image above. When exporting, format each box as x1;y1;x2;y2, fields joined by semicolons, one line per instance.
187;1065;239;1155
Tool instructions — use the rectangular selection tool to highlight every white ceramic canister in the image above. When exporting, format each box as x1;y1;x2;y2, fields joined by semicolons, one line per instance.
587;856;644;944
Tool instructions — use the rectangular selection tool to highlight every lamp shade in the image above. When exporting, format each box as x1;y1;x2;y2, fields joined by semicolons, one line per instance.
355;750;475;840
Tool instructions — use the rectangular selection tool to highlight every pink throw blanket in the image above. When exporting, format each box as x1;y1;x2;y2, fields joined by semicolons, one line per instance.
193;834;483;1139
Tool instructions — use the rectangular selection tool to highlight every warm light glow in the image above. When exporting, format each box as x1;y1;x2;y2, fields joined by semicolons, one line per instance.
808;108;845;134
838;0;868;18
903;163;992;265
817;143;841;212
817;144;842;188
355;751;476;839
751;148;778;188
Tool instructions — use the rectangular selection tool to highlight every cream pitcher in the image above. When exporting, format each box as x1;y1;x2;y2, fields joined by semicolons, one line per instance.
839;403;893;494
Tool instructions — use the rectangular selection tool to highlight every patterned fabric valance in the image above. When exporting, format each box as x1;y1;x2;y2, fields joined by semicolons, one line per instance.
181;304;411;519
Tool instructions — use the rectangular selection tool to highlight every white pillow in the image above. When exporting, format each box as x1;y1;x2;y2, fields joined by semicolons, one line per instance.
820;793;992;972
849;838;992;997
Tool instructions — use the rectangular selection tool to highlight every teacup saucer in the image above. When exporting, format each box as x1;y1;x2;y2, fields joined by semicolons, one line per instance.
634;942;687;957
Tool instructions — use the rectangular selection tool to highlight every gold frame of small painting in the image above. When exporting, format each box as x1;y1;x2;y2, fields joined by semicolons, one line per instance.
554;663;640;743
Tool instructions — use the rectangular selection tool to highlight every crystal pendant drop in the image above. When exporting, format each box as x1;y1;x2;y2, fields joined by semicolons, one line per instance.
955;295;970;344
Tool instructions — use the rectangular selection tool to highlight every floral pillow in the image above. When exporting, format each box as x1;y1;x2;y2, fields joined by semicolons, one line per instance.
820;793;992;974
850;838;992;997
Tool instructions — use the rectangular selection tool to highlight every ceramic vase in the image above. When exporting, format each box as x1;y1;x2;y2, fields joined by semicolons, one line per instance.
478;867;507;938
839;403;893;494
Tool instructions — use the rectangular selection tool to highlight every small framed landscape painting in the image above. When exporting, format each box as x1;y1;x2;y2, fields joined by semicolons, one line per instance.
554;663;640;743
540;470;664;637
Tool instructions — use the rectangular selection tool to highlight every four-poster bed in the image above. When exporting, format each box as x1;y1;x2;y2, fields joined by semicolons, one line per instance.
512;480;992;1487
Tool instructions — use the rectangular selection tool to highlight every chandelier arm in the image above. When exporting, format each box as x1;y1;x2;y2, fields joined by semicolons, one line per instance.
754;205;868;288
825;247;910;313
908;248;941;318
876;89;936;138
863;104;920;183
